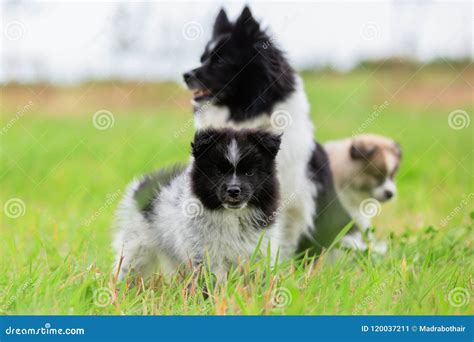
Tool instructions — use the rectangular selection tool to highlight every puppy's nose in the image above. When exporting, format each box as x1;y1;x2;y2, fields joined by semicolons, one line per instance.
183;71;193;83
384;190;393;199
227;186;241;198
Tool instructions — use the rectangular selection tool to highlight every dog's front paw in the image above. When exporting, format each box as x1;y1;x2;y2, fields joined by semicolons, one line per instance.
340;232;368;251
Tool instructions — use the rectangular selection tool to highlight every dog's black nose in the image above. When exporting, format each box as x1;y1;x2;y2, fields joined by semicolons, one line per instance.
227;186;241;198
384;190;393;199
183;71;192;83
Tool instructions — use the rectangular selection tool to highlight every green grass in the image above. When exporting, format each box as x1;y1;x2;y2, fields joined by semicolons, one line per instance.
1;67;473;314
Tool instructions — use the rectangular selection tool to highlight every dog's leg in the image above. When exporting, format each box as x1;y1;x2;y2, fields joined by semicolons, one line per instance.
114;237;158;282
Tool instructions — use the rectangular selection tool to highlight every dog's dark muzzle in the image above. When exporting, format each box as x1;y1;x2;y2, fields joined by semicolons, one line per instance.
183;69;213;101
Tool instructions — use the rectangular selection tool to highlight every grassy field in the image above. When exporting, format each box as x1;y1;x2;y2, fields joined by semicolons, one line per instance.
1;64;473;314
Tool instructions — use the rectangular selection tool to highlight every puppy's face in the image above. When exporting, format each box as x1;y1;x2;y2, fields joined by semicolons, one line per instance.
183;8;268;105
191;129;281;210
348;135;402;202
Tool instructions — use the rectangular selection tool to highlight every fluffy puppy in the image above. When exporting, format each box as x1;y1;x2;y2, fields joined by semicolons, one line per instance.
300;134;402;254
183;7;317;256
113;129;282;281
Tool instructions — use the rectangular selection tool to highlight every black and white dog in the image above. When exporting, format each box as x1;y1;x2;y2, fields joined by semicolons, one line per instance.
114;129;282;280
183;7;318;256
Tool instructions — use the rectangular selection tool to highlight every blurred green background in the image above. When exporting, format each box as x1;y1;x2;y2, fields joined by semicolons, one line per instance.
1;62;472;314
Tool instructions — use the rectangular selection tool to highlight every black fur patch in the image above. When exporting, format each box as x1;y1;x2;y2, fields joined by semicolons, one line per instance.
134;165;186;221
298;142;355;255
190;128;281;228
183;6;295;122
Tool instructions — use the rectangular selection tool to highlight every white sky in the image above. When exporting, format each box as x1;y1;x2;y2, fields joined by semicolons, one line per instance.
1;0;472;84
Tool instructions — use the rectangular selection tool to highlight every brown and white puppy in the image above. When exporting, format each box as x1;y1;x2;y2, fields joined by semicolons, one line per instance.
324;134;402;251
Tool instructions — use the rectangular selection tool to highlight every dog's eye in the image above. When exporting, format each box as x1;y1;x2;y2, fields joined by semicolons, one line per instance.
245;170;254;177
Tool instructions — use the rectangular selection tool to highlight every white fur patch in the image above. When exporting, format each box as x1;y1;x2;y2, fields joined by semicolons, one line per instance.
113;166;281;281
194;76;317;256
226;139;240;167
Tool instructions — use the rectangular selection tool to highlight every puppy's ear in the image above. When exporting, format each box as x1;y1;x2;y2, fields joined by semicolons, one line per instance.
252;131;282;159
234;6;260;40
213;8;231;38
394;142;402;159
192;129;221;158
350;140;377;160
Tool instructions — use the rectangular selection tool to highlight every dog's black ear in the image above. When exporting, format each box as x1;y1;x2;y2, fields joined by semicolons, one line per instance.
192;129;221;158
251;131;282;159
234;6;260;40
350;141;377;160
213;8;231;38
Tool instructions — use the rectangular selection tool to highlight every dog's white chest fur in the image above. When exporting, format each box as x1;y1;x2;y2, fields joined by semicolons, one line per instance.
194;77;317;255
113;169;280;280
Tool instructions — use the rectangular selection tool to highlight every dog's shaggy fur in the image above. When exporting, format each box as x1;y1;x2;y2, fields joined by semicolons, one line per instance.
299;134;402;254
183;7;318;256
113;129;282;281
